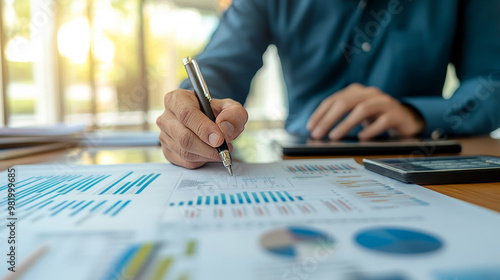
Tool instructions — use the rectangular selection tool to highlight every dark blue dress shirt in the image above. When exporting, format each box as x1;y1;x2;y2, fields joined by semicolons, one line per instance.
181;0;500;138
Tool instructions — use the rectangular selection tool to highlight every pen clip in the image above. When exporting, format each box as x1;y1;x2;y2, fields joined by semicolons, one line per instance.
183;57;212;102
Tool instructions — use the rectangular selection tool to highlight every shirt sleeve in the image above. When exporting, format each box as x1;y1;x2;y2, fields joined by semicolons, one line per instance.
180;0;271;105
402;0;500;137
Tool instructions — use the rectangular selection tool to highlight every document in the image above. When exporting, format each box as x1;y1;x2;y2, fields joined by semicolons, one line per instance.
2;159;500;280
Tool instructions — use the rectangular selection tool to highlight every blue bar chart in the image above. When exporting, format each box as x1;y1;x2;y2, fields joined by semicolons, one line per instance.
98;172;161;195
37;199;131;218
164;173;429;221
168;191;302;207
0;170;162;225
164;189;358;221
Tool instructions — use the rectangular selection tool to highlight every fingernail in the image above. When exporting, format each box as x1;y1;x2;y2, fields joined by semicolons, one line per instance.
329;130;340;140
312;128;322;139
219;121;235;139
209;133;220;147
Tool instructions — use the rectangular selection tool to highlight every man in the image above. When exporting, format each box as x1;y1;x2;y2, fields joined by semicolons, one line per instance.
156;0;500;169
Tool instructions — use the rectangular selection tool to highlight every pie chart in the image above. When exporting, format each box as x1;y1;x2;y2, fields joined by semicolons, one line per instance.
355;227;443;255
260;226;335;258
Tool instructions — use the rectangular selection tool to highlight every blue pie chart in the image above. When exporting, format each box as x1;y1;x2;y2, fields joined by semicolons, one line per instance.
355;227;443;255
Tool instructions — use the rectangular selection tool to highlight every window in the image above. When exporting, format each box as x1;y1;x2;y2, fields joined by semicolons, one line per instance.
2;0;39;126
0;0;287;130
0;0;248;130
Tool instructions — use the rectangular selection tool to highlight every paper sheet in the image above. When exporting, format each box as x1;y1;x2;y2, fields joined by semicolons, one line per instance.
2;159;500;280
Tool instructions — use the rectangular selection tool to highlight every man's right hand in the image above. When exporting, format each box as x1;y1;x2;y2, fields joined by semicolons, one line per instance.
156;89;248;169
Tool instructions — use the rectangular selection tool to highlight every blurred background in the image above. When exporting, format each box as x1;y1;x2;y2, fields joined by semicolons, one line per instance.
2;0;497;165
0;0;287;131
0;0;472;134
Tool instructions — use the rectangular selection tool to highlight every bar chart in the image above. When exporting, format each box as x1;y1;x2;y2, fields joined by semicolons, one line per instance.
97;172;161;195
164;189;359;222
165;175;430;222
0;171;160;205
21;197;138;226
0;170;162;226
168;191;303;207
33;199;132;218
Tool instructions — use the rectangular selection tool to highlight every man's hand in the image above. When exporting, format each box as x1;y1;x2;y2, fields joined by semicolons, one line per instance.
307;83;425;140
156;89;248;169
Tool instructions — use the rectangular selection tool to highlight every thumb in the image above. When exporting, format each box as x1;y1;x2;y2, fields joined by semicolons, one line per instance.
211;98;248;142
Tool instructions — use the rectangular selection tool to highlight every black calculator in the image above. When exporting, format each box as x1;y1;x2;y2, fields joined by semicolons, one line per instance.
363;155;500;184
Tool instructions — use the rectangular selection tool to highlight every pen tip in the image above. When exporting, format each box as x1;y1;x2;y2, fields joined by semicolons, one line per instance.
228;166;233;176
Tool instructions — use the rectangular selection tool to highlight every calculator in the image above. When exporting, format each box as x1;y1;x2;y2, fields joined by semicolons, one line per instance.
363;155;500;184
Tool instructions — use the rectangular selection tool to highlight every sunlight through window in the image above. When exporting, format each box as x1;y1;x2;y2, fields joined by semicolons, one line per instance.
57;18;91;64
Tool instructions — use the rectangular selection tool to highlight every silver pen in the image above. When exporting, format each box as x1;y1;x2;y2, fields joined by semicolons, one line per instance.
183;57;233;175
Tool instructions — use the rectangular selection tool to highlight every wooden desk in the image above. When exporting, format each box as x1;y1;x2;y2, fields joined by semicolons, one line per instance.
2;133;499;212
413;137;500;213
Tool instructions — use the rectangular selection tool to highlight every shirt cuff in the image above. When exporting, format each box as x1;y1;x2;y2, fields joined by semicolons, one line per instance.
400;97;453;139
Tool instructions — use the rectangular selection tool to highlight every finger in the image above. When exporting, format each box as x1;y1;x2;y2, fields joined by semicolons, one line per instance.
159;131;218;164
156;110;176;135
329;98;386;140
310;100;354;139
166;122;221;161
160;136;234;170
358;114;394;140
307;84;366;132
167;90;224;148
212;99;248;142
307;96;335;133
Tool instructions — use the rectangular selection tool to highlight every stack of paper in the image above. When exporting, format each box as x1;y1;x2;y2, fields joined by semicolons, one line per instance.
0;124;85;160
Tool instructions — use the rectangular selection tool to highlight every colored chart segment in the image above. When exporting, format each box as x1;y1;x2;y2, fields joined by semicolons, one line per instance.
260;226;335;258
105;240;198;280
355;227;443;254
105;242;160;280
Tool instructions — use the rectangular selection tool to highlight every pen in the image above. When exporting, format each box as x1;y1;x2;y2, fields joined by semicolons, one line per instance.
183;57;233;175
2;244;49;280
